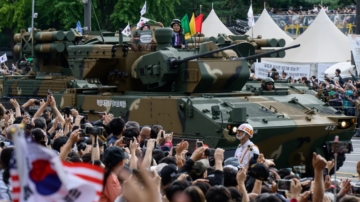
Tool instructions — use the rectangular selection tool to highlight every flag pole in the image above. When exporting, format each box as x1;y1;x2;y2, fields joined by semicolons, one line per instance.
251;0;254;39
31;0;35;58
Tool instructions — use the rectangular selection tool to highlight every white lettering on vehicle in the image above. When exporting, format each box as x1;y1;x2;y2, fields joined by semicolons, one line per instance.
325;125;336;130
96;100;126;108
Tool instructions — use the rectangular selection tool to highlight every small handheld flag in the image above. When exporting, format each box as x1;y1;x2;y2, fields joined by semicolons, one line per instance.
140;1;146;16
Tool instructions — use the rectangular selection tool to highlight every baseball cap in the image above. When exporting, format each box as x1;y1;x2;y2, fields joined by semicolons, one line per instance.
103;147;129;167
224;157;240;168
150;163;168;173
248;163;269;181
189;161;207;179
160;164;178;186
198;158;210;168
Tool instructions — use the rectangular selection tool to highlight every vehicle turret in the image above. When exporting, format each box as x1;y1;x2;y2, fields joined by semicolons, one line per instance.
7;27;354;176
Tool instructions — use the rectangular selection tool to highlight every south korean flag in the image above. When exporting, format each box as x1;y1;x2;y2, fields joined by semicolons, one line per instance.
136;17;150;29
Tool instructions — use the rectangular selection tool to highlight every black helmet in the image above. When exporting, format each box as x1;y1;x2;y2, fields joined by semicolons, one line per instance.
263;77;274;84
170;19;182;28
261;77;275;90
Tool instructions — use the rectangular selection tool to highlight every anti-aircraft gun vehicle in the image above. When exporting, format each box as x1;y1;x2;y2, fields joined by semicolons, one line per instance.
3;27;355;175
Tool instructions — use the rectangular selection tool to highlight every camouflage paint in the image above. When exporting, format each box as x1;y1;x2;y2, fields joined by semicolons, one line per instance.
5;28;355;173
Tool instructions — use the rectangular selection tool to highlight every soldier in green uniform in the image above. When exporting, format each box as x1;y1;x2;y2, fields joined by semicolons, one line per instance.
261;78;275;91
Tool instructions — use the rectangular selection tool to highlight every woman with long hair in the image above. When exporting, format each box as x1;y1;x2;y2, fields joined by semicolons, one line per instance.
99;147;128;202
0;147;14;201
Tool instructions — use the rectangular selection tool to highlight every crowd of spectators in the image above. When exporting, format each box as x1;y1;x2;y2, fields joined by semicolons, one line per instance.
256;68;360;116
0;63;18;75
0;92;360;201
262;5;357;35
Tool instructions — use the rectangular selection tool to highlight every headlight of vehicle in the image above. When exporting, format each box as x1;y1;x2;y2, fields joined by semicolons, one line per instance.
338;120;351;129
227;125;239;135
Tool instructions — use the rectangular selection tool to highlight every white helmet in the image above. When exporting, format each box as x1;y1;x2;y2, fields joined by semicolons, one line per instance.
237;123;254;138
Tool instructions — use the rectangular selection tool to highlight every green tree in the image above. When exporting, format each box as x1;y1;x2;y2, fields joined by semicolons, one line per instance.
0;0;31;60
110;0;180;29
35;0;83;30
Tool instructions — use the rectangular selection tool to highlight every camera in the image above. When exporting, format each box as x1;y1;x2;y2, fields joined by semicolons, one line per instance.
26;123;32;130
276;179;291;191
34;100;40;105
204;148;216;157
197;141;204;148
352;186;360;197
77;142;87;151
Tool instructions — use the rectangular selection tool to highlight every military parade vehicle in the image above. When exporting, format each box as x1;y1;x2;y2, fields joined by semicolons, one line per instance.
1;26;355;175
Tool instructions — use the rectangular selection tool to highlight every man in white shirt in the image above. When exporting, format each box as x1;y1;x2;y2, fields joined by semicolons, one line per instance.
234;123;259;169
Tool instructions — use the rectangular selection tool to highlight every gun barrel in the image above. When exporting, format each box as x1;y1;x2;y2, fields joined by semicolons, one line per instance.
170;44;237;67
238;44;300;61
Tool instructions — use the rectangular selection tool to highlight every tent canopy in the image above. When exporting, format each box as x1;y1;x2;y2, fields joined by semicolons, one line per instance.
202;9;234;36
265;9;351;63
245;9;294;46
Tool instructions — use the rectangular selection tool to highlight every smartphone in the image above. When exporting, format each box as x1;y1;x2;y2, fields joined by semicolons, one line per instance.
162;131;167;138
352;185;360;197
47;89;51;95
204;148;215;157
197;141;204;148
277;180;291;191
55;123;62;131
122;137;133;146
293;165;306;174
330;141;352;154
98;112;105;118
64;107;71;117
85;127;103;136
144;139;156;148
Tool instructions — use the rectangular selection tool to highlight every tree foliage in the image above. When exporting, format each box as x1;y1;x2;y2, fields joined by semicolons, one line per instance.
0;0;357;52
0;0;30;32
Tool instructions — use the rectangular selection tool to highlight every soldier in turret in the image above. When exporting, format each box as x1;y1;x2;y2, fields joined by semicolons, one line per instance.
170;19;187;49
261;78;275;91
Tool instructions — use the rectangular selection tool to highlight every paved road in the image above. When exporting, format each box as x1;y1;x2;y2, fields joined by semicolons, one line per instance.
332;137;359;183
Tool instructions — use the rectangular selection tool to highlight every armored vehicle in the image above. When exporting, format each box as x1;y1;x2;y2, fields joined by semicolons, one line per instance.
3;27;355;175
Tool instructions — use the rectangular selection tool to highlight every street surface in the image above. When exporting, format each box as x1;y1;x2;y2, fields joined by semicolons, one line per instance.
333;137;360;184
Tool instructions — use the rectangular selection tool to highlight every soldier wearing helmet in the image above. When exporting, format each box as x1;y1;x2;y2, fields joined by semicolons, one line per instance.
170;19;187;49
261;77;275;91
234;123;259;168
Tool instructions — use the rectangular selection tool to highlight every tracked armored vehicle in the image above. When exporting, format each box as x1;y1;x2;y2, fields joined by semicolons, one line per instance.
3;27;355;175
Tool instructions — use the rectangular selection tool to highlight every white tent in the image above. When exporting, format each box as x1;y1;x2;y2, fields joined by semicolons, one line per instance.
266;9;350;63
259;9;351;79
202;9;234;36
245;9;294;46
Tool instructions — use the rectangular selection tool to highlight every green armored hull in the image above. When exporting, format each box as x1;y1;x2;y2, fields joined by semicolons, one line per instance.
3;27;354;175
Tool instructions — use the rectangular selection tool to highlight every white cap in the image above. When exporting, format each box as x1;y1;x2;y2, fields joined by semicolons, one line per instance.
237;123;254;137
